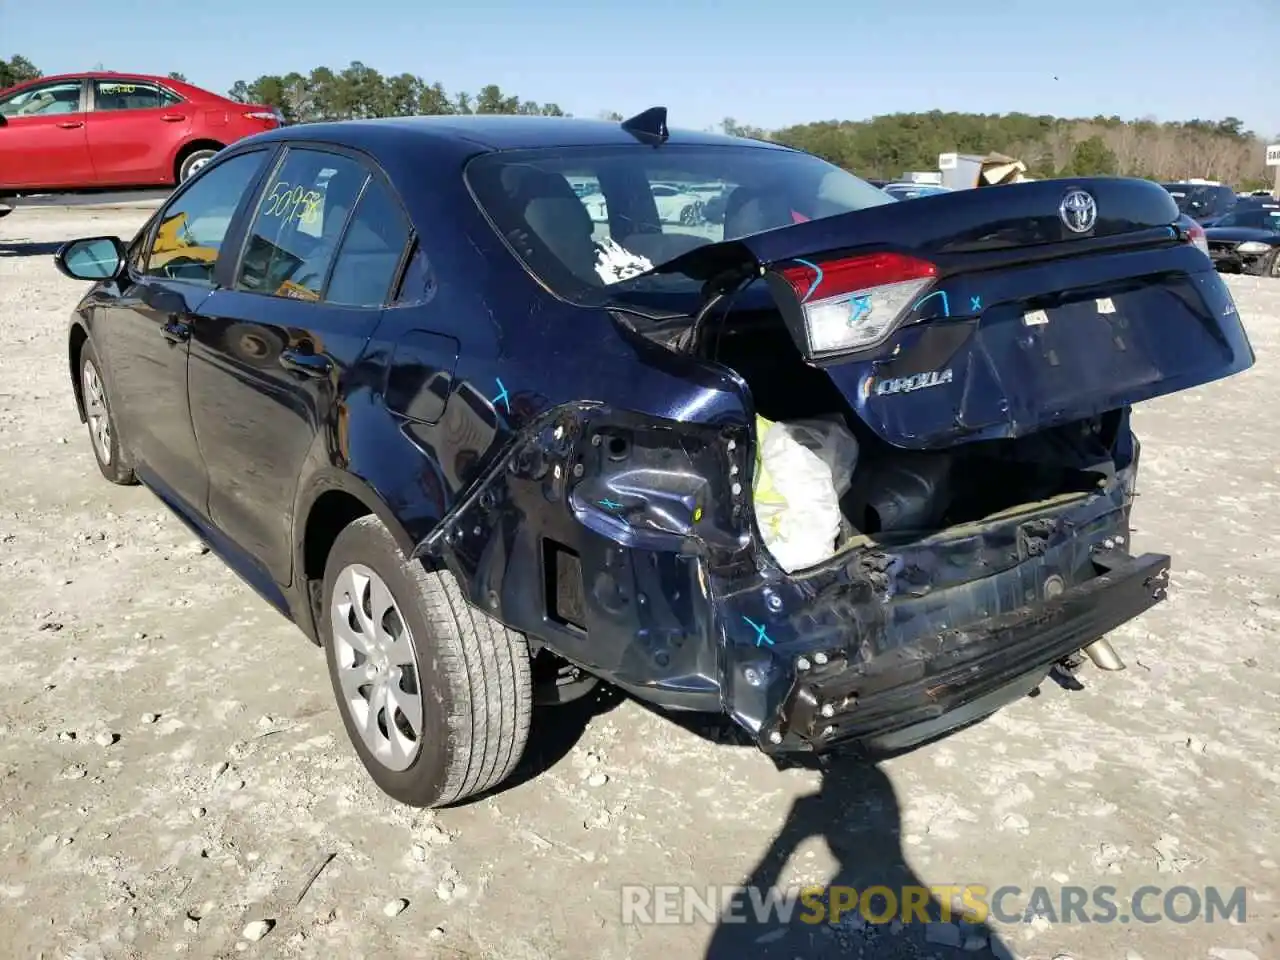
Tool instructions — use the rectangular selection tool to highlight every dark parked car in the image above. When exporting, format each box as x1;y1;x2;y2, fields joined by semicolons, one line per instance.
1159;181;1238;223
1203;203;1280;276
55;110;1254;808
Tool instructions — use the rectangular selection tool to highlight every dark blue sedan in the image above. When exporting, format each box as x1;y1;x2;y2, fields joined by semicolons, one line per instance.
1203;203;1280;276
55;110;1254;807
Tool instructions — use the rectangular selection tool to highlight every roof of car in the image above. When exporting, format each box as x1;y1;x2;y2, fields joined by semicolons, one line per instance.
262;114;794;153
4;71;215;98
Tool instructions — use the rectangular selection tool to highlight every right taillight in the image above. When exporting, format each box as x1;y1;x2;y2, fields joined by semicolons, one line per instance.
769;252;939;359
243;110;280;124
1186;220;1209;256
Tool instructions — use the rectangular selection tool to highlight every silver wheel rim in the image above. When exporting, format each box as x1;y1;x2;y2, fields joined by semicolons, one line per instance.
81;359;111;466
331;564;424;771
185;155;211;179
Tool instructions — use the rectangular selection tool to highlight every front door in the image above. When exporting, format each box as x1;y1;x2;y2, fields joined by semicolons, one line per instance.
0;79;94;188
187;144;414;583
94;148;275;516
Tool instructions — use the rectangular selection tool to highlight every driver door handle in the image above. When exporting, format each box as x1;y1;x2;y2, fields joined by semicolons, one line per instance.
161;318;190;343
279;349;332;378
160;114;186;123
57;120;84;129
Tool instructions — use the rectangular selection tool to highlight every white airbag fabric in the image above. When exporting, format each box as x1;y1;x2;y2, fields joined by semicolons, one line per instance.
752;416;859;573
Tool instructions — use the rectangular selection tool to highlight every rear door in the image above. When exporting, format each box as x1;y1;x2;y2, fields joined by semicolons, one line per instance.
0;78;94;188
92;147;275;515
85;77;190;185
186;144;413;583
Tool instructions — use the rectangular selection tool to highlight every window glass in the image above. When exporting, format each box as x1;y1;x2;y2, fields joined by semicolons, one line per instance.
143;150;269;285
235;149;370;301
465;144;892;303
0;80;82;117
394;242;435;304
326;176;411;306
93;80;180;111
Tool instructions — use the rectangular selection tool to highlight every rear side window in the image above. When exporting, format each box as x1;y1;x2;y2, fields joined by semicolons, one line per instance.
325;176;412;307
142;150;269;285
235;149;370;301
93;80;181;111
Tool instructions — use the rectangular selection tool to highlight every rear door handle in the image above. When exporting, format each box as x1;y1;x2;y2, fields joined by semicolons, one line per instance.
279;348;332;378
161;319;190;343
159;114;186;123
57;121;84;129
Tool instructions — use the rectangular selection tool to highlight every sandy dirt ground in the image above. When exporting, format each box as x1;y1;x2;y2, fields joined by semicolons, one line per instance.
1;205;1277;960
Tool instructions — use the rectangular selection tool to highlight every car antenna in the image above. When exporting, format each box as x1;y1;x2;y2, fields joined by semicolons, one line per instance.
620;107;669;146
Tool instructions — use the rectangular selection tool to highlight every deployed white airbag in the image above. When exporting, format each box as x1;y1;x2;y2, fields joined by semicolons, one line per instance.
752;415;859;572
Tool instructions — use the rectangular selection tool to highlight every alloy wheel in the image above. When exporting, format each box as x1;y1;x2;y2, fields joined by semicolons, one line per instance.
82;359;111;466
185;155;212;179
330;563;424;771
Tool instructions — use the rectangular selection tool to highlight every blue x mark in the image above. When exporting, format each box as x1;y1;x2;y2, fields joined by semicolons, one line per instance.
970;295;982;312
848;294;873;325
491;377;510;414
599;498;622;510
743;616;774;647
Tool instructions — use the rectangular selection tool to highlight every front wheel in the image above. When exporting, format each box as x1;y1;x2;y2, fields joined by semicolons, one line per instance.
321;516;532;807
79;341;136;485
1270;249;1280;279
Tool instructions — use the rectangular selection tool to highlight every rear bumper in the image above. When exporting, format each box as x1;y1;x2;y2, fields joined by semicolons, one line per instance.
711;455;1170;755
765;549;1169;754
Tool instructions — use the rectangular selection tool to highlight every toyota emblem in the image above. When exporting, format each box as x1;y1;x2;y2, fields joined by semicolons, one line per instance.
1059;189;1097;234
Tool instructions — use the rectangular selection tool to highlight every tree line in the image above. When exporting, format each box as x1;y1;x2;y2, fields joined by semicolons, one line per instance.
3;54;1275;189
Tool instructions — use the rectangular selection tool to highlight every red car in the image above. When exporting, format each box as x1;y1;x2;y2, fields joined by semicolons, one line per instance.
0;71;281;212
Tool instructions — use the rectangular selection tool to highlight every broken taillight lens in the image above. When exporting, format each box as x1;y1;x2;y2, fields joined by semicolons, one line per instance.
774;253;938;357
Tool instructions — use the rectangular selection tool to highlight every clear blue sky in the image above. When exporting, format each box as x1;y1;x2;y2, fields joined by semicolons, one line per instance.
4;0;1276;137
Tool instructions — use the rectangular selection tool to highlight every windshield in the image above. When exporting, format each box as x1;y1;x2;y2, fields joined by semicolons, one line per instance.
465;143;894;307
1215;208;1280;231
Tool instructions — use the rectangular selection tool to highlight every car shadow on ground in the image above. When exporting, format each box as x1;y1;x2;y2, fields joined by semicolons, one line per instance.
650;711;1018;960
0;240;64;258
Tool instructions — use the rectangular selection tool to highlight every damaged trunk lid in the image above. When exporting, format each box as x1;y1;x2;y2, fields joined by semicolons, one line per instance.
659;176;1255;449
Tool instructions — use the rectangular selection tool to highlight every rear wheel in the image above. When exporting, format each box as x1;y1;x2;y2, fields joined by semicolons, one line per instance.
79;341;136;485
177;148;219;183
320;516;532;807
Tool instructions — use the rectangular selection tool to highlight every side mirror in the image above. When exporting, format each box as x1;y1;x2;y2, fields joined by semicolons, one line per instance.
0;114;7;127
54;236;127;282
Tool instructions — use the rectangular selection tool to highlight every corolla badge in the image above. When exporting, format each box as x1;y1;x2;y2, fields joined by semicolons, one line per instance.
871;368;954;397
1059;189;1097;234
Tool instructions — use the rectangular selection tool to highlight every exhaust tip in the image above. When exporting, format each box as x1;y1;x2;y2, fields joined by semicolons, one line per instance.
1083;637;1125;671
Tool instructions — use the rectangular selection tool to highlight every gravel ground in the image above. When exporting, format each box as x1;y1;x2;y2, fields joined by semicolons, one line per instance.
1;206;1277;960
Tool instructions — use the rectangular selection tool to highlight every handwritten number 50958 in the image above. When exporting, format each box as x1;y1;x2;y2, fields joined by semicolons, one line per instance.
262;181;322;225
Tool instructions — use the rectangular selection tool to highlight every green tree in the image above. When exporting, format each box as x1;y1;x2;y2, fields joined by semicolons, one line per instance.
11;51;1258;186
0;54;40;89
168;71;188;83
1063;135;1119;176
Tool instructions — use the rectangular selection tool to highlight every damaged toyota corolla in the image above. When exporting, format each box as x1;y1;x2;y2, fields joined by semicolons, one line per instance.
57;108;1254;808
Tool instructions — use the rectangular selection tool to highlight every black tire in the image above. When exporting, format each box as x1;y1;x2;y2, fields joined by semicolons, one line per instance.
177;148;219;184
78;340;136;485
1270;250;1280;279
320;515;532;807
